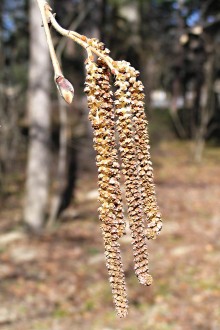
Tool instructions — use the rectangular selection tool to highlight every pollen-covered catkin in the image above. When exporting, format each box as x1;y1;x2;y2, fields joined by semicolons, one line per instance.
114;61;152;286
84;59;128;317
36;1;163;316
101;228;128;318
126;65;162;239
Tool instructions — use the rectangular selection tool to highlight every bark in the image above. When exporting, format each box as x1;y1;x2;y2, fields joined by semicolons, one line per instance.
24;0;51;232
0;1;21;184
48;96;68;226
194;54;215;162
170;77;187;139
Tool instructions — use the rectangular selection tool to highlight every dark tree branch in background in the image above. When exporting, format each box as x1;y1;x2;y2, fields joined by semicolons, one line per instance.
56;2;94;58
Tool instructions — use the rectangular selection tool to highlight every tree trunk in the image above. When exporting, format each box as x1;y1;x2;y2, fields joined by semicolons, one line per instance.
48;96;68;226
194;54;215;162
24;0;51;232
170;77;187;139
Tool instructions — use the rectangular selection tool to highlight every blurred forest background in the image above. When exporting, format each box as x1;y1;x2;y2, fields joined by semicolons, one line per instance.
0;0;220;329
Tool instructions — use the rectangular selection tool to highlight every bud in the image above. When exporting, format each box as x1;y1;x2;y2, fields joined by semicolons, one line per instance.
55;76;74;104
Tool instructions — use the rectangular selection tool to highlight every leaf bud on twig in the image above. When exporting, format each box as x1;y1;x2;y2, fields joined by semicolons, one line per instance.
55;76;74;104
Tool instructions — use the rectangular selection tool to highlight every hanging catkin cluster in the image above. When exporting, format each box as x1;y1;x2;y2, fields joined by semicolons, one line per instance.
36;2;162;317
84;54;162;316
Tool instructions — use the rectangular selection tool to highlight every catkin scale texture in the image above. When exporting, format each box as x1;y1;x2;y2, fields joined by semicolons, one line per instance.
114;61;152;286
127;65;163;239
85;59;128;317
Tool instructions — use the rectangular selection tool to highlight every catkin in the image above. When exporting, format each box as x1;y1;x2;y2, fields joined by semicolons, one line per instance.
85;59;128;317
126;65;162;239
114;61;152;286
101;228;128;318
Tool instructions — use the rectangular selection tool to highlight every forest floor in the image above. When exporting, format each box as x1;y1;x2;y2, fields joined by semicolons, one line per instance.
0;140;220;330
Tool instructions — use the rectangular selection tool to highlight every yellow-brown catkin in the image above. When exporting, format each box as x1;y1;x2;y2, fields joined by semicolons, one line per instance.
101;229;128;318
127;65;162;240
84;59;128;317
114;61;152;286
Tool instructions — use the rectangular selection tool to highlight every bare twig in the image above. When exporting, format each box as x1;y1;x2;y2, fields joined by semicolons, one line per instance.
47;10;117;73
36;0;63;78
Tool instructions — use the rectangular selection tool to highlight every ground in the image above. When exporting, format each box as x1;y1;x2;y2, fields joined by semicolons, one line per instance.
0;141;220;330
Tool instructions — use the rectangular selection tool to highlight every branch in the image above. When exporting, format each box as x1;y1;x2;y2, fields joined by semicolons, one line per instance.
36;0;118;103
48;12;117;73
36;0;62;78
201;0;215;19
36;0;117;72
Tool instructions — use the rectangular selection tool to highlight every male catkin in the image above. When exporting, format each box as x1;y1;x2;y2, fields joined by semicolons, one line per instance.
36;0;162;317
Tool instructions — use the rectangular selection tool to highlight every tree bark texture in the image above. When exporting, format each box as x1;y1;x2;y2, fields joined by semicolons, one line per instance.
24;0;51;232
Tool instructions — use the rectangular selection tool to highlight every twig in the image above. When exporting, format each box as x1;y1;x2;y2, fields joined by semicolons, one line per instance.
36;0;63;78
47;10;117;73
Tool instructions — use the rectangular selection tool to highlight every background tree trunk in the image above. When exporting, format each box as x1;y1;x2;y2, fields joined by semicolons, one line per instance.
24;0;51;232
194;53;215;162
